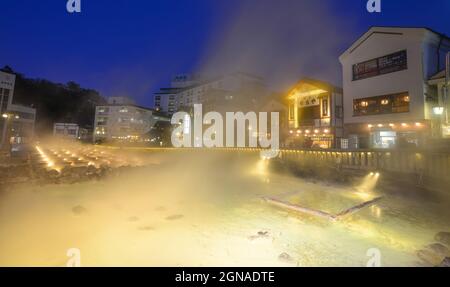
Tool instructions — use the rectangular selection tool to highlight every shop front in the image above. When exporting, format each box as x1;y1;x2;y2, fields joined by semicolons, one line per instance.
346;122;430;149
288;128;334;149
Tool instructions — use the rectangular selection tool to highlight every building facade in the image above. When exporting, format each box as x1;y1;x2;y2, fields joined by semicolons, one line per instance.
154;72;269;115
339;27;450;149
286;78;344;149
7;104;36;143
94;97;169;143
154;88;182;115
1;71;37;149
54;123;82;140
0;71;15;148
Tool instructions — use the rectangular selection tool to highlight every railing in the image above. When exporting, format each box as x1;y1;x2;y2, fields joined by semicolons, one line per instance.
99;145;450;181
279;149;450;180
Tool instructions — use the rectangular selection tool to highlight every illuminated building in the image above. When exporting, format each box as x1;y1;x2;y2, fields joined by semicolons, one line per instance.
339;27;450;149
53;123;84;140
1;71;36;149
0;71;15;148
94;97;170;143
155;72;269;115
286;78;344;149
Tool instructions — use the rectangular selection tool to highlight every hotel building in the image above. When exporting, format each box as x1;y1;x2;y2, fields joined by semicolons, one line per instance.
339;27;450;149
94;97;169;143
154;72;268;115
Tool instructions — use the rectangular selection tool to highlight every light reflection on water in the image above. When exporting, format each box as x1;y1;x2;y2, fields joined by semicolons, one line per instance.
0;150;449;267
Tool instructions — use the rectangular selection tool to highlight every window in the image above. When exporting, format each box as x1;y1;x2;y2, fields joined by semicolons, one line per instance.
335;106;343;119
322;99;329;117
353;92;410;116
289;100;295;120
353;50;407;81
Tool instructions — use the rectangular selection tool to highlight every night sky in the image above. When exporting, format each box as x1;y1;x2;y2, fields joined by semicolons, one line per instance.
1;0;449;107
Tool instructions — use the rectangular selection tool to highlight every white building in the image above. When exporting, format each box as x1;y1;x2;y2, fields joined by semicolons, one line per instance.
1;71;37;149
339;27;450;149
53;123;82;140
0;71;15;148
154;72;268;115
154;88;182;114
94;97;169;143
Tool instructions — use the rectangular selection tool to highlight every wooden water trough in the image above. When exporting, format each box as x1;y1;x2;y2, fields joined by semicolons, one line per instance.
262;196;383;222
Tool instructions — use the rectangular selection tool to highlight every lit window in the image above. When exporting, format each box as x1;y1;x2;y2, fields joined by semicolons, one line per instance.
381;99;389;105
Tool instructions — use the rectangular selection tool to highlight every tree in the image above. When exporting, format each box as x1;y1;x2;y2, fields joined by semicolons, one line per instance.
1;65;106;136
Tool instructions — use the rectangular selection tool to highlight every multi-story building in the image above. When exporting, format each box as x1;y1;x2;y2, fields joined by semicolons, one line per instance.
94;97;169;143
0;71;15;148
178;72;268;114
154;72;269;115
154;88;182;115
339;26;450;149
286;78;344;149
154;74;200;115
1;71;37;149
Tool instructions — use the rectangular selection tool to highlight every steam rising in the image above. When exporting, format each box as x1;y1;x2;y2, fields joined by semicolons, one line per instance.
1;142;450;266
198;0;356;90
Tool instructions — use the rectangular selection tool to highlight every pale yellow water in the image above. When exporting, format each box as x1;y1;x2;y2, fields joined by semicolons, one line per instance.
0;149;449;266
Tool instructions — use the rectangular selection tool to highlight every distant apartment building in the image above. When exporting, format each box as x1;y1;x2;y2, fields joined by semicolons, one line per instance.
154;88;182;114
1;71;36;149
154;74;201;114
286;78;344;149
154;72;269;115
0;71;15;148
94;97;169;143
339;27;450;149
